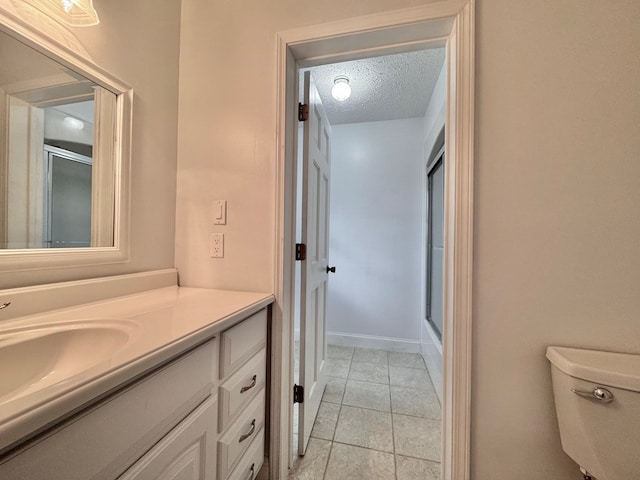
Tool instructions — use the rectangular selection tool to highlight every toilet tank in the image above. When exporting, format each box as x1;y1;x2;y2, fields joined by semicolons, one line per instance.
546;346;640;480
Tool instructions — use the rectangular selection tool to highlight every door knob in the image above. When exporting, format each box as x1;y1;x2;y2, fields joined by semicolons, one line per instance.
326;266;336;273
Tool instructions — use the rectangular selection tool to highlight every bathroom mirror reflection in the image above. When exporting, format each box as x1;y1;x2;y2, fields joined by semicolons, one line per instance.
0;29;117;249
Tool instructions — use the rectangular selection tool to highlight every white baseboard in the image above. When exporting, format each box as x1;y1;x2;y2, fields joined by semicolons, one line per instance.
327;331;421;353
421;319;443;402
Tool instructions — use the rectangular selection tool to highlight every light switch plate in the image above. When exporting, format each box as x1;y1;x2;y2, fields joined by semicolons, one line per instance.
210;233;224;258
213;200;226;225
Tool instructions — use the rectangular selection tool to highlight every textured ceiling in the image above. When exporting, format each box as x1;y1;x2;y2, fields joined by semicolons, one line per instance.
305;48;445;126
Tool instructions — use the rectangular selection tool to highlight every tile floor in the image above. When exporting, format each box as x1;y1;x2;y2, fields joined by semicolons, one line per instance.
289;345;441;480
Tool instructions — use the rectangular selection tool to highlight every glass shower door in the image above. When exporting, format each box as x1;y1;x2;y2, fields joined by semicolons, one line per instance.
426;150;445;339
44;146;92;248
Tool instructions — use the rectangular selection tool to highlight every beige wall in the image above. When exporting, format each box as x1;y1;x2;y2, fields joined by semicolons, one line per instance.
473;1;640;478
175;0;431;292
0;0;181;288
177;0;640;478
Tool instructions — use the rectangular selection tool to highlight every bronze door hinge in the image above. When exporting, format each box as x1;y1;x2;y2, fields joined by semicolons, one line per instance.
293;384;304;403
298;103;309;122
295;243;306;261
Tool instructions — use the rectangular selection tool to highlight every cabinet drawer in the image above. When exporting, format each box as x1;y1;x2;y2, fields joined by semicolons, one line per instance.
220;309;267;379
0;339;217;480
217;390;265;480
219;349;266;432
228;433;264;480
118;396;217;480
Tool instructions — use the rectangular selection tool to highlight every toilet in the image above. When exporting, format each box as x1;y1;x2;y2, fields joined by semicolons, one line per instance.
546;346;640;480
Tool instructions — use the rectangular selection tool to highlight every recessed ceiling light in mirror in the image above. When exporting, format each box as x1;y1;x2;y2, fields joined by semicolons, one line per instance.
63;116;85;130
331;76;351;102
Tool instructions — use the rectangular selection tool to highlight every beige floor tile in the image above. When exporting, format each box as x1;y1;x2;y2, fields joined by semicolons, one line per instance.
388;351;427;370
348;361;389;384
289;437;331;480
389;365;434;391
334;405;393;452
328;344;354;359
324;443;395;480
310;402;340;440
390;386;441;419
353;347;388;364
256;463;269;480
342;380;391;412
396;455;440;480
322;376;346;404
393;414;440;461
292;349;442;480
324;358;351;378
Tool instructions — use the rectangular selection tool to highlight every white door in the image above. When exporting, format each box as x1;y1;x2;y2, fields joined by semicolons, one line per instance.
297;71;331;455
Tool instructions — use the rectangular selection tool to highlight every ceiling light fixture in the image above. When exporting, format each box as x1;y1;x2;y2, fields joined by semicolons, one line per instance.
64;116;85;130
20;0;100;26
331;76;351;102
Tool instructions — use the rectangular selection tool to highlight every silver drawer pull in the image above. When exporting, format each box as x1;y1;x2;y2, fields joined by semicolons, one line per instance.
240;375;258;394
246;463;255;480
239;419;256;443
571;387;614;403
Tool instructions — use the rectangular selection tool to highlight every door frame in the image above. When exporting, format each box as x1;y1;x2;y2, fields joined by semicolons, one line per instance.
272;1;475;479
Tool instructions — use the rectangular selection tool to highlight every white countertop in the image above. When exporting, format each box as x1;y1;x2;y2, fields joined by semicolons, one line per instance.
0;286;274;454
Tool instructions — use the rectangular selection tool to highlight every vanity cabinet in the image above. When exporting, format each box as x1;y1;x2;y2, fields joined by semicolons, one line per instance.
217;308;267;480
0;338;219;480
0;306;270;480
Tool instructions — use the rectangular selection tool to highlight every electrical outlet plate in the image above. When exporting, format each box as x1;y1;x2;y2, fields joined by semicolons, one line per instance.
210;233;224;258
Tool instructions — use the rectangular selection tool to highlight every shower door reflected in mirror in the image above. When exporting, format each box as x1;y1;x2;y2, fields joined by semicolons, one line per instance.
44;146;93;248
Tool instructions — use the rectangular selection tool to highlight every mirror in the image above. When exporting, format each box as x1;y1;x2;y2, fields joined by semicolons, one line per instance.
0;7;132;270
1;30;117;249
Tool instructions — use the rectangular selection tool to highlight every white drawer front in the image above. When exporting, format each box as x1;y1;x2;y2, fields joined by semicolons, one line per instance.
227;433;264;480
0;339;217;480
217;390;265;480
220;309;267;379
219;349;266;432
118;396;217;480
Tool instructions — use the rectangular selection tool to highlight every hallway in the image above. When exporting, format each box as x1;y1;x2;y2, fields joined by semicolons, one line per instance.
290;345;441;480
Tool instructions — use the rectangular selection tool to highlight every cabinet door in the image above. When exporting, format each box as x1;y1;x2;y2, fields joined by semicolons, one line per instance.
119;396;217;480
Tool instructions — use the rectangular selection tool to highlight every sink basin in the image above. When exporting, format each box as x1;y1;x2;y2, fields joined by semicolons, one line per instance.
0;321;136;402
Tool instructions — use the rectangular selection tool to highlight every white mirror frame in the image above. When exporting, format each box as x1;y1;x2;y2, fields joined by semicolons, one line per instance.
0;5;132;271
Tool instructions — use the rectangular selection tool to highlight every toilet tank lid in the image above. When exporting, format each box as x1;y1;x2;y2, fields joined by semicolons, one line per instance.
546;346;640;393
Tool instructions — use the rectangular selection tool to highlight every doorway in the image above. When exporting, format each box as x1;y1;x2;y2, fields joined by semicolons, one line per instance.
291;46;446;478
273;3;474;480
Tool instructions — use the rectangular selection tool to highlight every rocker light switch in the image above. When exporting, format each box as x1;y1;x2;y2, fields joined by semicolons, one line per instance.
213;200;226;225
